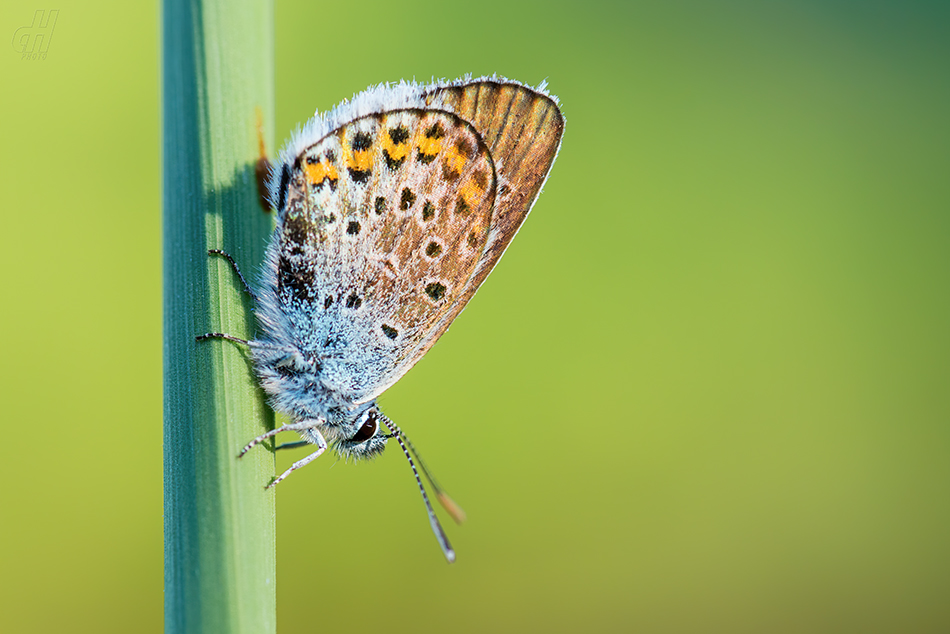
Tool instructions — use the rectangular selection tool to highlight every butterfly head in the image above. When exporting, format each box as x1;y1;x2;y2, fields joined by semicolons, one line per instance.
332;406;390;461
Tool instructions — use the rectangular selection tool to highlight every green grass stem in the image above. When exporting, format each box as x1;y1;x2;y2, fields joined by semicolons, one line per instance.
162;1;276;632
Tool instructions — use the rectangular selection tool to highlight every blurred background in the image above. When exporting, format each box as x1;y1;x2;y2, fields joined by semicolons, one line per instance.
2;0;949;632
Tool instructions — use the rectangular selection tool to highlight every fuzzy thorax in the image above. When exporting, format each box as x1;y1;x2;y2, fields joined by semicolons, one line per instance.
250;342;390;461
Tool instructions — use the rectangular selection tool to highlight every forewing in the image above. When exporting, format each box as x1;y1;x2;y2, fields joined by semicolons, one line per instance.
381;81;564;398
393;81;565;378
425;80;564;291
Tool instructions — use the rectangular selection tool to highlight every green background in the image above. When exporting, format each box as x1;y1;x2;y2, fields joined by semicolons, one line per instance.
2;0;949;632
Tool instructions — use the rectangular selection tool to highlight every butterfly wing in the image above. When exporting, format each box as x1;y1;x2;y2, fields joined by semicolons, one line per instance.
424;80;565;292
265;80;563;405
413;80;565;362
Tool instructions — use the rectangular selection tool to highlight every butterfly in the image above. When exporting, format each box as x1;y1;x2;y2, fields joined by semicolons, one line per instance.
200;76;564;561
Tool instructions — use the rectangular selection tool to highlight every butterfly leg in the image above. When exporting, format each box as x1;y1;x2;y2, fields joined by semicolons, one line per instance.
238;420;323;457
207;249;259;302
195;332;249;345
275;440;310;451
267;428;328;488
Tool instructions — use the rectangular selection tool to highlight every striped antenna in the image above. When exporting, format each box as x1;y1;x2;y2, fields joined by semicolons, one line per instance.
399;429;466;524
379;417;461;563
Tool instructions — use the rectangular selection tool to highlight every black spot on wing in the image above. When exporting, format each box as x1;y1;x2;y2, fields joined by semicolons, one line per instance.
425;282;446;301
425;241;442;257
389;126;409;144
351;131;372;151
348;167;371;184
400;188;416;211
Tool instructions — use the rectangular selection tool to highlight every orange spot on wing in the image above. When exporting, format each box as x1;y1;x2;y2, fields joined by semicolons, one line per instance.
381;134;409;160
460;179;482;204
417;135;443;157
443;144;468;176
347;148;373;171
304;160;338;186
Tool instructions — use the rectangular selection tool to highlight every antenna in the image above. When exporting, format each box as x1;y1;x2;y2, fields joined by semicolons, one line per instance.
379;416;464;563
399;429;467;524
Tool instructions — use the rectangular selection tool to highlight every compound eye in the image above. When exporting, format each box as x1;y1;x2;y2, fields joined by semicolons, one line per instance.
350;412;377;443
